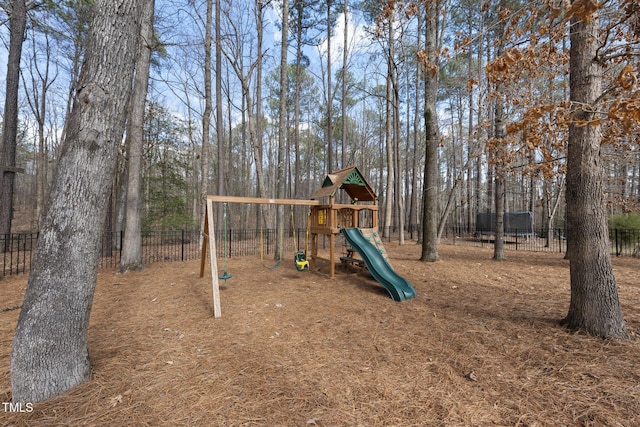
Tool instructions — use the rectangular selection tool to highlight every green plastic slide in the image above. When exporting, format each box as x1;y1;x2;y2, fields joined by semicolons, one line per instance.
341;228;417;301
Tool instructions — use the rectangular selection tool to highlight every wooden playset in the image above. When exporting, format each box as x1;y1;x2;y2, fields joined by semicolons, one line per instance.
200;166;395;318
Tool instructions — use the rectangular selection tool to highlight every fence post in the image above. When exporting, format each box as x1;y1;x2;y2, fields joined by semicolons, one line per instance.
557;229;561;253
29;232;35;272
19;233;24;274
12;233;16;274
181;229;185;261
119;231;123;262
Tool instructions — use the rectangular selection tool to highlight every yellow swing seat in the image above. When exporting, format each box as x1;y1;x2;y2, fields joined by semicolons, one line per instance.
294;251;309;271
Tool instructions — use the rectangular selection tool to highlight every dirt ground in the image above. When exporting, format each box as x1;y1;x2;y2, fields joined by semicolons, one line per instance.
2;242;640;426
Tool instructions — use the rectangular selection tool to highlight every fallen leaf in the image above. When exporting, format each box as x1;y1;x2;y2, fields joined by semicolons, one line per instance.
109;394;122;407
465;371;478;382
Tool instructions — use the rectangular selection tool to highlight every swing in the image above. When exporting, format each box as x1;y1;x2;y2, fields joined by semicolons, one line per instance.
219;204;232;286
292;209;309;271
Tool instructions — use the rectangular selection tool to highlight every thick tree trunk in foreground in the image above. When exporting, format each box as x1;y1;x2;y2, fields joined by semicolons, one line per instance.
11;0;141;402
561;11;627;339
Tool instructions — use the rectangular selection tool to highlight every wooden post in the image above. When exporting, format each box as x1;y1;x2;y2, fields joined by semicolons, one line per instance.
200;200;221;318
373;200;379;230
310;232;317;271
329;233;335;278
207;200;222;317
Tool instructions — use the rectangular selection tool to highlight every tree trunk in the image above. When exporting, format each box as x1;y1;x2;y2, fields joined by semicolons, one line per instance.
420;0;439;262
201;0;213;227
466;7;476;232
493;92;506;260
341;0;348;170
492;0;507;261
474;11;485;218
561;10;627;339
114;157;127;251
293;1;303;199
394;76;405;245
544;175;564;248
11;0;141;403
275;0;289;260
254;0;267;219
216;0;225;207
326;0;333;173
409;10;422;239
0;0;27;249
120;0;155;272
383;21;394;239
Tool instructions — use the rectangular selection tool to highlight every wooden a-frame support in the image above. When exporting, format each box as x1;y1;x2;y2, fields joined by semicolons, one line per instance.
200;198;221;317
199;195;321;318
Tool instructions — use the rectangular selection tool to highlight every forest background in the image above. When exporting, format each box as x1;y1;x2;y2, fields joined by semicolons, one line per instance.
0;0;638;242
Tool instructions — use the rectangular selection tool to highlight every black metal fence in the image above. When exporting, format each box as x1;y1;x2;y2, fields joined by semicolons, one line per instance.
2;229;202;277
1;232;38;276
2;227;639;277
438;226;640;256
0;228;313;277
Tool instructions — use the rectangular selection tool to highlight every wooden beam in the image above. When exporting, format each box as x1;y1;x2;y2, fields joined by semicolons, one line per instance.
207;195;321;206
207;200;222;318
200;200;221;318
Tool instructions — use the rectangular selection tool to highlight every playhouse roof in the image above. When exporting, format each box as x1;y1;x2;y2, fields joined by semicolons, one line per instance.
310;166;377;202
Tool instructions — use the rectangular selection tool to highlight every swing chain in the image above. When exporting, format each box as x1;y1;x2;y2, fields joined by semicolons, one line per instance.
219;203;232;286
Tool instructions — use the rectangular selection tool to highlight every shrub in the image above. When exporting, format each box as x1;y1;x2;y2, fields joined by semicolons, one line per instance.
609;212;640;230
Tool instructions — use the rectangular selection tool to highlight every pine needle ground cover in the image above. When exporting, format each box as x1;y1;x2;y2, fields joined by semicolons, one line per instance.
2;243;640;426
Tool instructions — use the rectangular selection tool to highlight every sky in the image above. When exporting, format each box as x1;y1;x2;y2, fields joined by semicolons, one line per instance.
0;0;386;139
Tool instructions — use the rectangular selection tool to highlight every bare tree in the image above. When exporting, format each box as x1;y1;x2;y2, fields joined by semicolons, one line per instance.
326;0;334;172
120;0;156;272
0;0;27;249
491;0;507;261
11;0;142;402
383;15;394;239
201;0;213;225
407;7;422;238
420;0;439;262
215;0;225;214
22;22;58;227
275;0;290;258
223;0;267;202
341;0;348;170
